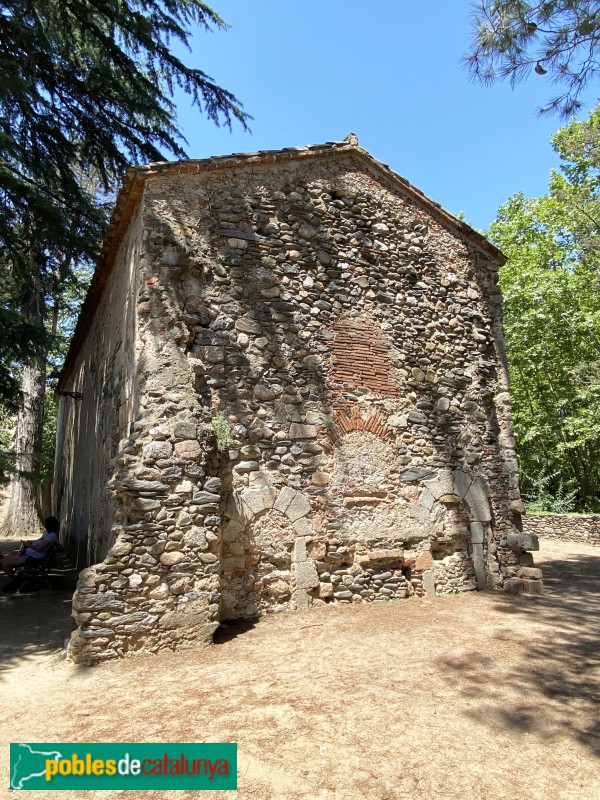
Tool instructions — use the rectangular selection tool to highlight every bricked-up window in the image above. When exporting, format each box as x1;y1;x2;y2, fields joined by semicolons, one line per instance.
329;316;399;396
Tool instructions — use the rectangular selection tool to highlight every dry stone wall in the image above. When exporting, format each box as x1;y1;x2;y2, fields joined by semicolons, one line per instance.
62;150;540;665
523;514;600;545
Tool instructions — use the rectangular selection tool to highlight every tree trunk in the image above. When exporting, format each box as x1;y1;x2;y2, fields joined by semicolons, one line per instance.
5;260;47;536
40;480;53;518
5;355;46;535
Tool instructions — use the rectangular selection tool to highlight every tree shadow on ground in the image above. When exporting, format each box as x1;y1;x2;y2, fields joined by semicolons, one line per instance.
0;538;78;679
437;546;600;756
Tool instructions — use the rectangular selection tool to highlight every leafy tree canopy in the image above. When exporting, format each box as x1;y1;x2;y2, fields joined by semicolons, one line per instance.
489;104;600;510
465;1;600;115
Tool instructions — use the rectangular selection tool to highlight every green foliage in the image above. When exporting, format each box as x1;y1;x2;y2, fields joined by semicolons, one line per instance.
0;0;248;502
40;389;58;486
0;0;249;400
0;0;249;197
0;403;16;484
489;104;600;510
465;1;600;115
522;470;578;513
211;412;232;452
550;103;600;249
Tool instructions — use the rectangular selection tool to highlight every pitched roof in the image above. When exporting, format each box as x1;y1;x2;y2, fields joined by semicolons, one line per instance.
57;136;505;390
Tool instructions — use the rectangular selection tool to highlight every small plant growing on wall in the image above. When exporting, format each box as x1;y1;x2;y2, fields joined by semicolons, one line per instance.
211;412;232;452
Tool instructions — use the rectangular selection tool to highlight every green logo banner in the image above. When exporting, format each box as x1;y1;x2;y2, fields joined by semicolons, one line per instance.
10;743;237;791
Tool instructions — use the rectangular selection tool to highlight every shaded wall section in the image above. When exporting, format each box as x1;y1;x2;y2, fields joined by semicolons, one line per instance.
54;203;143;567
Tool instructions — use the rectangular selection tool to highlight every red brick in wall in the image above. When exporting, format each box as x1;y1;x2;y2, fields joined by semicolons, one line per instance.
328;316;399;397
328;404;392;442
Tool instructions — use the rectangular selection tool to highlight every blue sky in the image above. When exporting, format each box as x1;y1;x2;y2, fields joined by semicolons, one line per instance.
171;1;598;231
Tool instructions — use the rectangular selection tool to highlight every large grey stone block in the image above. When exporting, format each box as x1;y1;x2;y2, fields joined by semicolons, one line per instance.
289;423;317;439
293;537;308;563
274;486;298;514
409;504;430;522
438;469;455;495
192;491;221;505
506;532;540;552
222;520;243;542
224;491;251;524
114;479;170;492
159;599;210;630
518;567;543;580
471;543;486;589
78;627;116;638
419;488;435;512
286;493;311;522
241;486;276;516
293;517;313;536
399;467;435;482
423;478;443;500
422;570;436;596
453;469;472;499
294;561;319;589
295;588;310;609
106;612;148;627
143;441;173;460
503;578;525;594
521;579;544;595
510;498;525;514
233;460;259;474
131;497;161;511
470;522;485;545
72;593;125;612
465;477;492;522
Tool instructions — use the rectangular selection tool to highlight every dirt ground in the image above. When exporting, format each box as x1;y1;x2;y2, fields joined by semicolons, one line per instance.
1;537;599;800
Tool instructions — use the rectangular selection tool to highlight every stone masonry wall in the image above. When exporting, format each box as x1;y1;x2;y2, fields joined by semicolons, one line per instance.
54;203;143;567
523;514;600;545
64;150;538;664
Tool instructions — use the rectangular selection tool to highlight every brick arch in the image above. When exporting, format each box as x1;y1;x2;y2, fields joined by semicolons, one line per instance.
328;404;392;443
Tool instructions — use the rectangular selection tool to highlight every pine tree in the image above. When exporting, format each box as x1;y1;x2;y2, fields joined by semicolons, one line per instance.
0;0;249;531
465;1;600;115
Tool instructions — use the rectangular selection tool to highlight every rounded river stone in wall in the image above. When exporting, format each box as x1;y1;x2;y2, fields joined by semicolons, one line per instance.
143;441;173;460
160;551;186;566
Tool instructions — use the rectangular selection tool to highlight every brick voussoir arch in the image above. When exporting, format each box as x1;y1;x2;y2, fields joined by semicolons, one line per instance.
327;404;392;443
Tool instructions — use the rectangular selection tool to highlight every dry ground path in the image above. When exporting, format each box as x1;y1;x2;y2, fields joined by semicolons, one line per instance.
1;537;599;800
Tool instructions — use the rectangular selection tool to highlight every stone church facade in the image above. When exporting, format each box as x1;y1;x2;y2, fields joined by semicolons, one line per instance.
54;136;540;665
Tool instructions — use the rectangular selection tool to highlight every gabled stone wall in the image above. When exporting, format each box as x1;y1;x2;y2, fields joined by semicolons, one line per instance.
59;150;538;665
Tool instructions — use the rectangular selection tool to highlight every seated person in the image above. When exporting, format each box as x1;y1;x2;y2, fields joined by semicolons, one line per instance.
0;516;60;580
